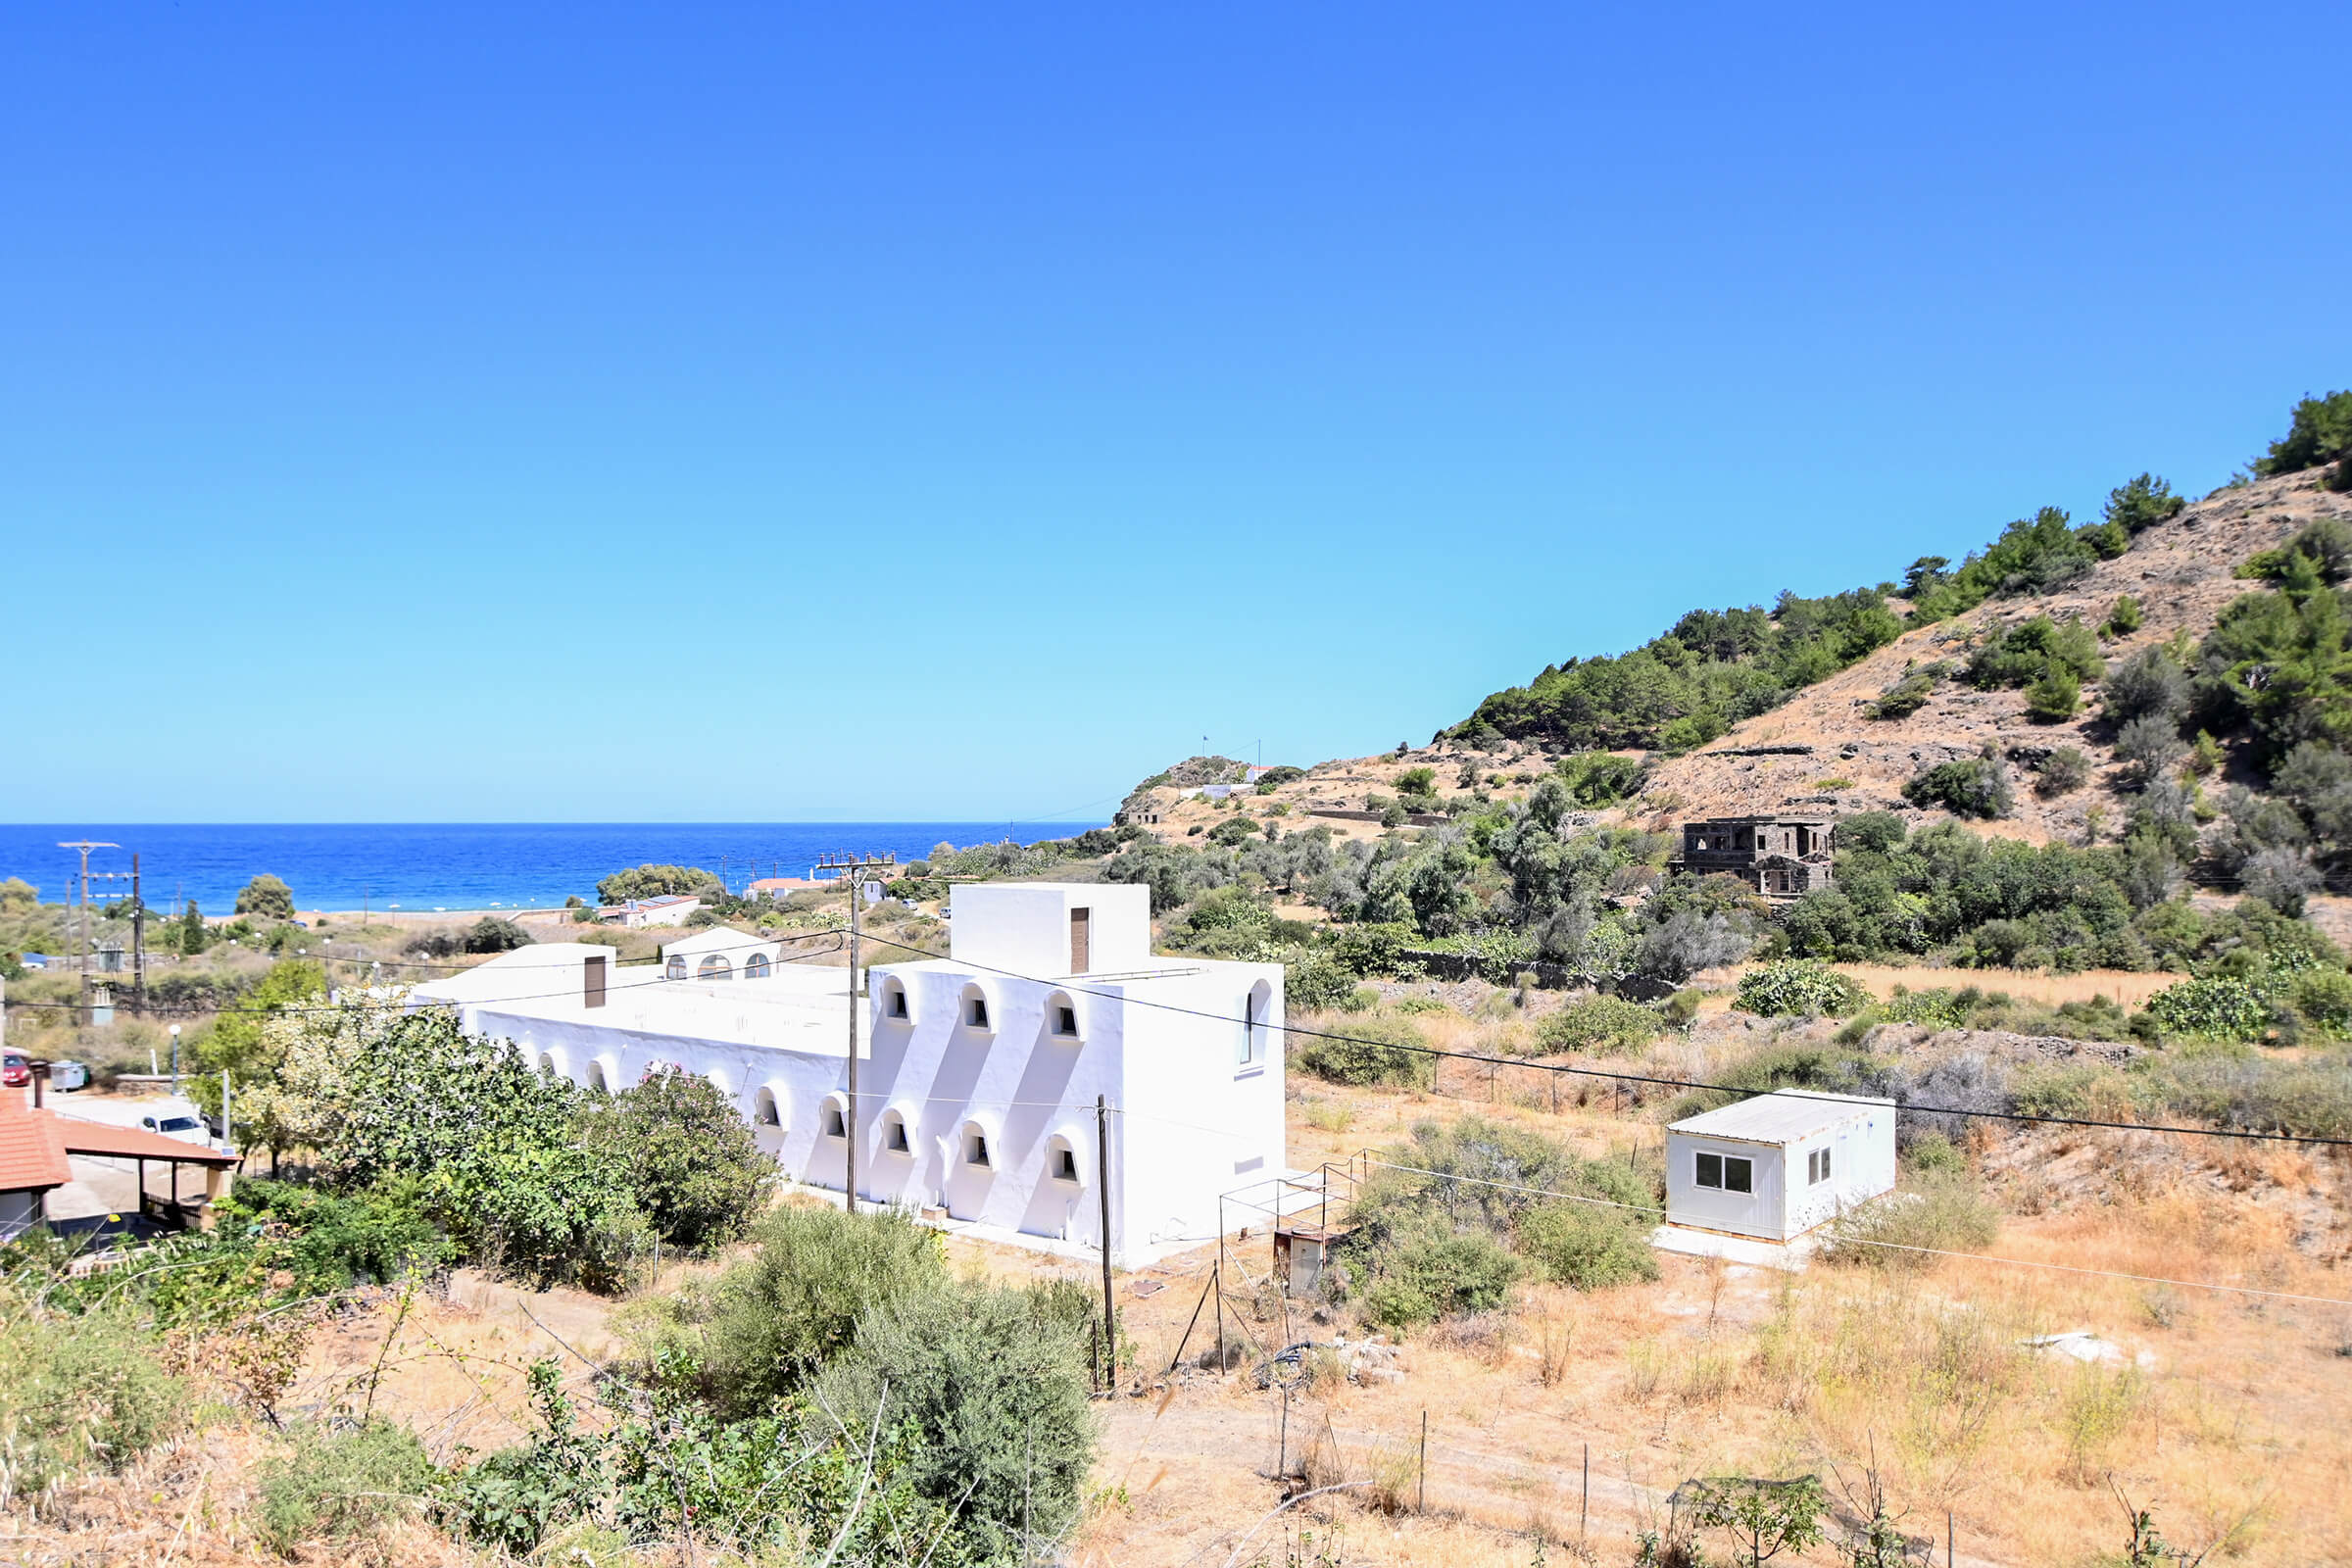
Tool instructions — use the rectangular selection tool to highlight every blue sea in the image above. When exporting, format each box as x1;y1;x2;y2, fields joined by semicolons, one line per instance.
0;823;1104;914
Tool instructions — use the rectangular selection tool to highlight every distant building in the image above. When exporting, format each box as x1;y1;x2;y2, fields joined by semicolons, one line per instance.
595;894;704;929
1658;1089;1895;1246
1674;815;1835;897
747;877;812;902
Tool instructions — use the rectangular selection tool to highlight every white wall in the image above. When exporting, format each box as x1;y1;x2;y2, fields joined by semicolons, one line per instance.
1665;1137;1787;1240
946;883;1150;978
1665;1107;1896;1241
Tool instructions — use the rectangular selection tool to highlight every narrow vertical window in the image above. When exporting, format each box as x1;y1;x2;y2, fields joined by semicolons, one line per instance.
1069;907;1091;974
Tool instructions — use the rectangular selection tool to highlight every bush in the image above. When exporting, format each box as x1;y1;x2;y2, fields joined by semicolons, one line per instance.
1357;1223;1525;1329
2104;473;2186;535
580;1065;779;1250
1902;1131;1967;1175
1516;1201;1660;1291
1902;752;2014;818
220;1179;456;1290
1838;810;1907;854
2144;975;2273;1041
0;1308;186;1495
257;1419;434;1555
1294;1015;1435;1088
1536;994;1664;1054
1820;1172;1999;1268
2104;594;2143;636
236;873;298;920
1877;987;1970;1031
1737;960;1871;1018
2024;665;2082;722
1869;662;1945;720
2035;746;2091;797
2254;390;2352;477
1555;752;1646;807
463;916;531;954
1283;946;1356;1011
2292;968;2352;1034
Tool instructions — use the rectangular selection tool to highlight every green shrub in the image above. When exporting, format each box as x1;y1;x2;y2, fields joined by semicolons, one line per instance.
2024;666;2082;722
2104;474;2185;536
1736;960;1871;1018
2254;390;2352;477
463;915;531;954
258;1419;434;1555
1555;752;1646;807
1820;1172;2000;1268
1282;946;1356;1011
1902;751;2015;818
1516;1200;1660;1291
579;1064;779;1251
2010;1062;2132;1120
2104;594;2144;636
1357;1223;1525;1329
1537;994;1663;1053
1869;663;1945;720
1902;1131;1966;1175
1294;1015;1434;1088
2292;968;2352;1034
2034;746;2091;797
1877;987;1969;1031
219;1179;457;1290
2144;975;2273;1041
0;1307;186;1495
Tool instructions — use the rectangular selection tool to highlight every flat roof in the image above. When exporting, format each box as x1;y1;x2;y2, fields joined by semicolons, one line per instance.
1668;1088;1890;1144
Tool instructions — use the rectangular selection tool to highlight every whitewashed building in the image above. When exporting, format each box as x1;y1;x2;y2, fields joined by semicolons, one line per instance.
1658;1089;1896;1250
410;883;1285;1262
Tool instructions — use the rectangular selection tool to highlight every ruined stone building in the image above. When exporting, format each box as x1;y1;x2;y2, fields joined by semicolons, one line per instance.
1674;815;1835;897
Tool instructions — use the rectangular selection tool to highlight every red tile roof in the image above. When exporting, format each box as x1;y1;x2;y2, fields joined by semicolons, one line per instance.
0;1107;70;1194
49;1116;238;1166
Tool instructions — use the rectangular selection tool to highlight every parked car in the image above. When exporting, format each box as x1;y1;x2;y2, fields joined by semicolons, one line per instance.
139;1102;214;1147
1;1053;27;1088
48;1060;88;1092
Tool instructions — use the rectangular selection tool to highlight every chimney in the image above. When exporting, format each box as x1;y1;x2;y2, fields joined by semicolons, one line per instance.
584;954;608;1008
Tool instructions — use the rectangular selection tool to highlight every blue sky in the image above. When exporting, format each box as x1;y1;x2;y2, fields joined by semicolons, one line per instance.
5;3;2345;823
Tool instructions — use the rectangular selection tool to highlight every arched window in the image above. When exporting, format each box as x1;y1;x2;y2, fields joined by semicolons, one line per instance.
665;956;686;980
754;1087;782;1127
1239;979;1274;1067
744;953;770;978
959;984;993;1031
587;1059;612;1094
1046;1132;1084;1185
536;1052;557;1077
964;1128;992;1167
822;1097;849;1139
1046;990;1082;1041
879;977;910;1021
699;955;733;980
880;1108;912;1153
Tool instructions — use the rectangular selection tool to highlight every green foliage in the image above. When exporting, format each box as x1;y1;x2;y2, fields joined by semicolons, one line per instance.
1684;1474;1828;1566
1903;1131;1967;1175
1206;813;1260;847
811;1278;1097;1562
2024;665;2082;722
1907;507;2117;620
218;1178;457;1290
579;1064;779;1250
0;1306;186;1495
2291;967;2352;1034
2105;594;2144;636
2104;473;2186;535
2253;389;2352;476
1536;993;1664;1053
2195;552;2352;771
634;1202;948;1421
463;915;531;954
1554;751;1646;806
1876;986;1971;1031
1901;750;2015;819
1964;613;2103;691
2035;746;2091;797
1515;1200;1661;1291
257;1419;433;1555
1253;764;1306;792
2144;975;2273;1041
1451;586;1900;749
1868;662;1945;719
192;957;325;1106
595;863;722;905
1821;1171;2000;1268
1357;1224;1525;1329
1282;945;1357;1010
235;873;297;919
1293;1014;1435;1088
1737;960;1870;1017
437;1359;606;1553
2236;516;2352;586
1839;811;1906;854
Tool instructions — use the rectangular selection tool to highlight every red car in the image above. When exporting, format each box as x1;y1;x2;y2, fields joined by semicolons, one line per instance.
1;1053;28;1088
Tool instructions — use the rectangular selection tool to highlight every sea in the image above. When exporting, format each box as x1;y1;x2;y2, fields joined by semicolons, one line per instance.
0;823;1105;914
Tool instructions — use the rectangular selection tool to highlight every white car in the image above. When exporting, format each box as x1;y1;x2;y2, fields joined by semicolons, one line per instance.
139;1102;215;1147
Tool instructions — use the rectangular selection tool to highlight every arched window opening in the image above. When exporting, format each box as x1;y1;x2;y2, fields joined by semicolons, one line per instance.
884;982;909;1019
754;1088;781;1127
587;1060;611;1093
699;955;733;981
745;953;771;978
823;1102;848;1138
882;1111;911;1153
665;956;687;980
967;996;990;1029
965;1129;992;1167
1054;1146;1079;1182
536;1053;557;1076
1050;997;1080;1038
1239;980;1273;1067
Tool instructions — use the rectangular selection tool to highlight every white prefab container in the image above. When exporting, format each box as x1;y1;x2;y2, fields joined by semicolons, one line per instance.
1664;1090;1895;1242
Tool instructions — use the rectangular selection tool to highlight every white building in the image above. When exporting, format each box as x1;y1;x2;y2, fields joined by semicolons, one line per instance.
410;883;1285;1262
1658;1089;1896;1250
595;894;703;929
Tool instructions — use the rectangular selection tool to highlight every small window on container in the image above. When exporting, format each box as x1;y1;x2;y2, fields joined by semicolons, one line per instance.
1695;1152;1724;1189
1724;1155;1753;1194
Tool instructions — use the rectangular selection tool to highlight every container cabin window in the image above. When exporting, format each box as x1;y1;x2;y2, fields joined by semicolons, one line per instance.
1807;1148;1832;1185
1694;1152;1752;1194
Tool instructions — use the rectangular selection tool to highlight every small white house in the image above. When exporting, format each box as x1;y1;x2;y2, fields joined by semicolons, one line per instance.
596;895;704;929
1662;1089;1895;1246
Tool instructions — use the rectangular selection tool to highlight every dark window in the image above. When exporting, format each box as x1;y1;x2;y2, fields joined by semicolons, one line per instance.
967;997;989;1028
888;989;907;1018
1695;1152;1723;1189
967;1132;990;1167
1054;1147;1078;1181
823;1103;846;1138
1055;1004;1078;1036
1808;1148;1832;1185
1725;1155;1753;1194
886;1118;908;1152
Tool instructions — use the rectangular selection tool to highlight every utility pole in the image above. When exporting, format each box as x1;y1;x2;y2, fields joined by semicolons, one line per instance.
131;854;146;1015
811;852;900;1215
57;841;119;1027
1097;1094;1115;1390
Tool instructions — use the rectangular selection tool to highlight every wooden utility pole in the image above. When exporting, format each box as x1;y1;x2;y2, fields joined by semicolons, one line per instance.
810;852;899;1215
131;854;146;1015
57;841;118;1026
1097;1094;1115;1389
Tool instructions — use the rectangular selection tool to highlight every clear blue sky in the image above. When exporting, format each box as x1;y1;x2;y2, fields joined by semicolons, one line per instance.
6;3;2345;823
